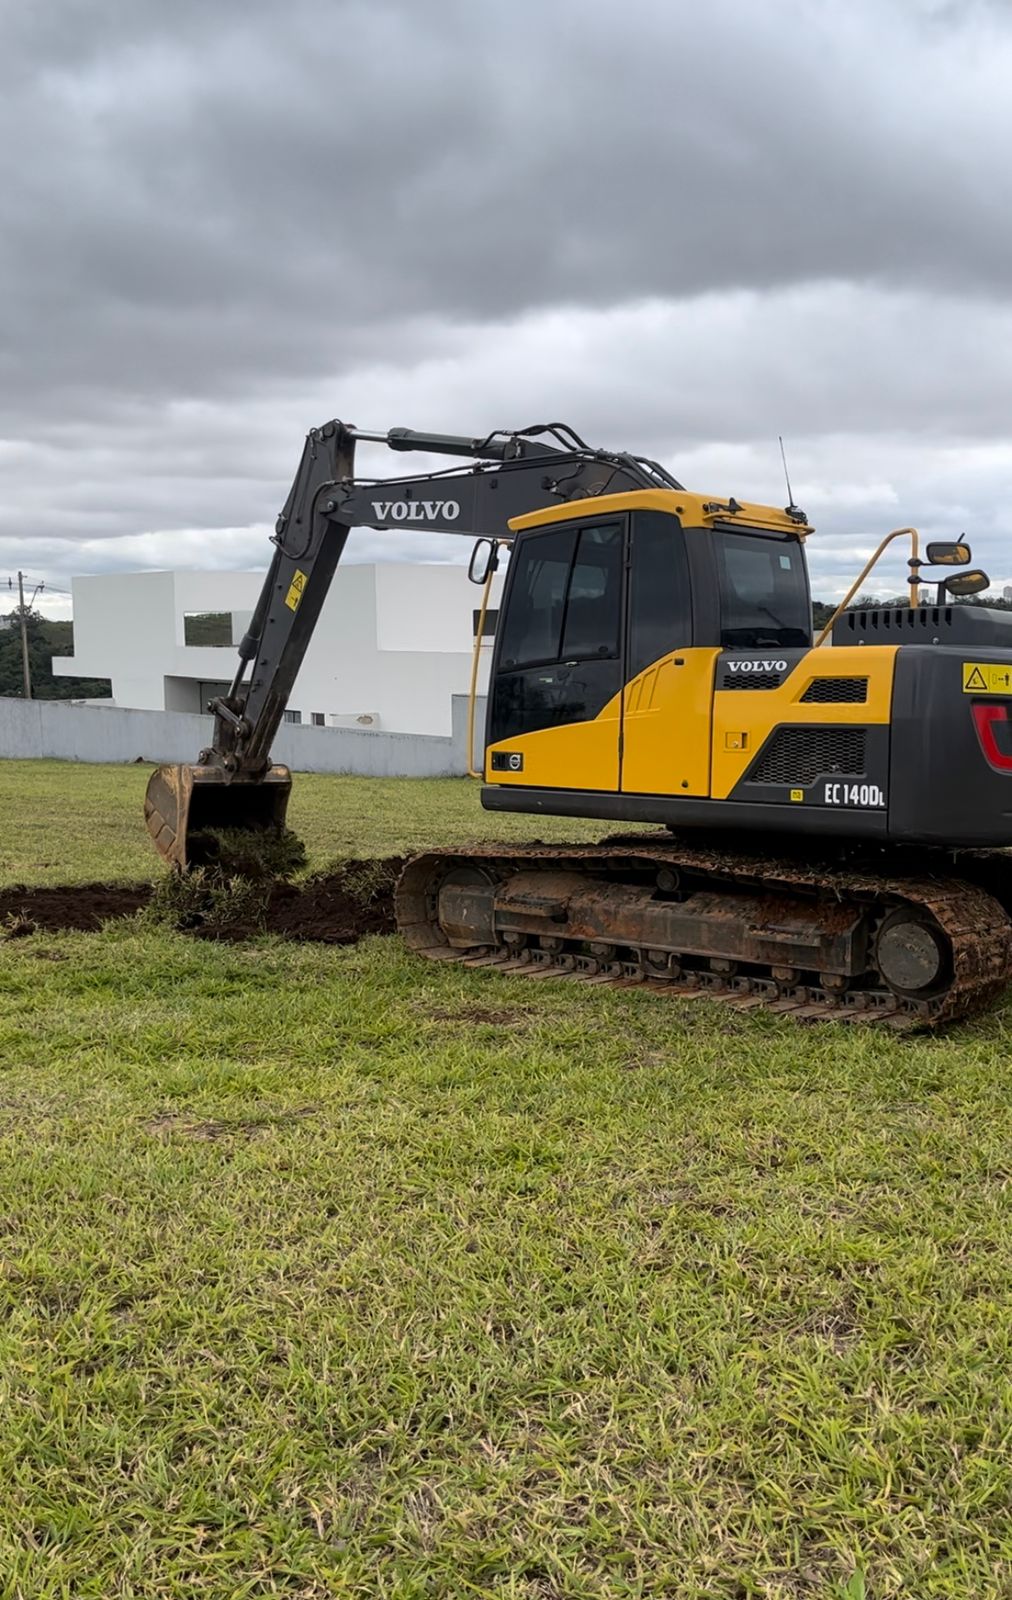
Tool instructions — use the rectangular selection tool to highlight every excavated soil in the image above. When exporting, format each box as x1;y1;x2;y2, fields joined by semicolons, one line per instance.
0;883;152;934
0;858;405;946
218;858;404;944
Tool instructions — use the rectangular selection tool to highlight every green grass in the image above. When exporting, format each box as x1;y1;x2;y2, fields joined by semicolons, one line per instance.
0;761;615;887
3;761;1012;1595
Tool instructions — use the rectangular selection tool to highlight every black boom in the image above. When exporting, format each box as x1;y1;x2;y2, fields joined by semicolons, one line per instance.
206;419;682;778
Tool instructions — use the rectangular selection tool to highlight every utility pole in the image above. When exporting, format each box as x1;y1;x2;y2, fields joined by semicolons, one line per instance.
17;571;31;700
7;571;43;699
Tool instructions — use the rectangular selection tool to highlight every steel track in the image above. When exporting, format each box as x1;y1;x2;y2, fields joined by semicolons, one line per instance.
395;836;1012;1029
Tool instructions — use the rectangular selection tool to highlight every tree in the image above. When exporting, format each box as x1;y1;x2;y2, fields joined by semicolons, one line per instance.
0;610;111;700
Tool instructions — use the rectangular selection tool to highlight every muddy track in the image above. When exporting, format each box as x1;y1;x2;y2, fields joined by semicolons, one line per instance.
0;858;404;945
397;835;1012;1029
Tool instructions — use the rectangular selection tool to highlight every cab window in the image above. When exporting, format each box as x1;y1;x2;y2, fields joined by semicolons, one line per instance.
489;520;624;747
498;522;622;669
496;526;574;669
715;531;811;648
560;525;623;659
627;512;691;676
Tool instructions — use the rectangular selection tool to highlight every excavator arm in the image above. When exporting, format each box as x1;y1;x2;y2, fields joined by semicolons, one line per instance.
144;417;679;865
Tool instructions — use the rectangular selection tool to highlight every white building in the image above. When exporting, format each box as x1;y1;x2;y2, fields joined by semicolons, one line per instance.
53;564;502;736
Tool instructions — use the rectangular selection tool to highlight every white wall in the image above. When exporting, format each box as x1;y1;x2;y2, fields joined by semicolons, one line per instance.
0;694;487;777
63;571;178;710
54;564;502;736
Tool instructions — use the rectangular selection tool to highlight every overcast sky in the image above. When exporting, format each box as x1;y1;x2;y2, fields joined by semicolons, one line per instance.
3;0;1012;618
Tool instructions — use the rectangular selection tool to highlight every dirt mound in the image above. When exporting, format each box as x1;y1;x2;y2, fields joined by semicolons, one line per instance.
187;857;404;943
260;858;403;943
0;883;152;935
1;858;405;946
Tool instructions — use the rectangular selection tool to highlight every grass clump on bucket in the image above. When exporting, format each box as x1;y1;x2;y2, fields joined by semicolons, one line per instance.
185;826;308;881
143;869;271;936
143;826;308;937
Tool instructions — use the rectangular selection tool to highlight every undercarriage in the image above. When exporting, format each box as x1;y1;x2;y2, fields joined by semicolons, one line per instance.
396;836;1012;1027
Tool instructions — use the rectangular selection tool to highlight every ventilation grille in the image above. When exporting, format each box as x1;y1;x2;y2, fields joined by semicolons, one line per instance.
720;670;783;690
801;677;868;704
751;727;867;786
841;606;952;633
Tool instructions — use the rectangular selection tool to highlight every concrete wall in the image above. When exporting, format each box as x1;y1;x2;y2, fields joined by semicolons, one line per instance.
0;694;488;778
62;571;179;712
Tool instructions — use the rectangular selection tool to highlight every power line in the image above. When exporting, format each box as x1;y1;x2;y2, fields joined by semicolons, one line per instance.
7;573;46;605
5;576;72;597
4;573;74;700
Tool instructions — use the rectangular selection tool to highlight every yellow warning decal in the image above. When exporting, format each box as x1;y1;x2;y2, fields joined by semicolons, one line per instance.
789;788;804;802
962;662;1012;694
284;569;307;612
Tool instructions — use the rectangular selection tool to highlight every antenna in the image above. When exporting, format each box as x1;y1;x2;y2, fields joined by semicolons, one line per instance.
778;434;796;511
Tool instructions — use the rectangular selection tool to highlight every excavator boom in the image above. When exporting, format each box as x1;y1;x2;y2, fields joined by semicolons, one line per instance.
144;419;673;867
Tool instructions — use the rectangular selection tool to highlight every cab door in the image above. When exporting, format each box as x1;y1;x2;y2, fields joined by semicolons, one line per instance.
620;512;714;797
485;519;624;791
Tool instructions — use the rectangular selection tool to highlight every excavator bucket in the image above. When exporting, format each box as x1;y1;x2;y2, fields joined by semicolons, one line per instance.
144;763;293;870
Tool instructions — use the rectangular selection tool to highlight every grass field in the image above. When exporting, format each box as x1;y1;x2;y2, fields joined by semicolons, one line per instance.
0;761;614;887
3;761;1012;1597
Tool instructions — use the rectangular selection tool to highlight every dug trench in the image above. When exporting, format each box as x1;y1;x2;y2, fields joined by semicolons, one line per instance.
0;857;405;945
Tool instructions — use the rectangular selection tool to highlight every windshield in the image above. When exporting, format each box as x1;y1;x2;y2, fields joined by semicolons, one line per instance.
715;530;811;648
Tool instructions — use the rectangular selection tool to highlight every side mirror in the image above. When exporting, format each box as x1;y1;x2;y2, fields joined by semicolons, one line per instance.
926;540;972;566
943;569;990;597
468;538;499;586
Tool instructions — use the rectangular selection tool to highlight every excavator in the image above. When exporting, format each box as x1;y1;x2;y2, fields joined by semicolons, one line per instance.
144;418;1012;1025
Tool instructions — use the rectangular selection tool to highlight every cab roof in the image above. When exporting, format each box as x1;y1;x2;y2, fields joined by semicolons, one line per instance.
508;487;812;538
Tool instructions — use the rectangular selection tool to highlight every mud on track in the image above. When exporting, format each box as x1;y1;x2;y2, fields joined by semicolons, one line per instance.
0;858;404;945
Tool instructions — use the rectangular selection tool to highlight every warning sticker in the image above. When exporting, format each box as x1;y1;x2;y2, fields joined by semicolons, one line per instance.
284;569;307;612
962;662;1012;694
789;788;804;802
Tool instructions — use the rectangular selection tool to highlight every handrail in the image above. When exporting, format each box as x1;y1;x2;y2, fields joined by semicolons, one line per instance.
814;527;921;648
466;548;503;779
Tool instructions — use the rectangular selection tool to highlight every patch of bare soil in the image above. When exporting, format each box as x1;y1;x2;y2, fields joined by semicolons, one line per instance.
256;857;403;944
0;858;405;946
0;884;151;935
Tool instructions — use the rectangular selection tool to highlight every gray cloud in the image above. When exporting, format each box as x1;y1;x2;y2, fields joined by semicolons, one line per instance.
2;0;1012;611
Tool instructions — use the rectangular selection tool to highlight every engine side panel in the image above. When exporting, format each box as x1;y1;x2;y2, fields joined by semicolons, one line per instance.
889;645;1012;845
712;647;893;789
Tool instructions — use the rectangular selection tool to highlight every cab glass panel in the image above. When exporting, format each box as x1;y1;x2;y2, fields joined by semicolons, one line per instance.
489;521;624;744
715;530;811;649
